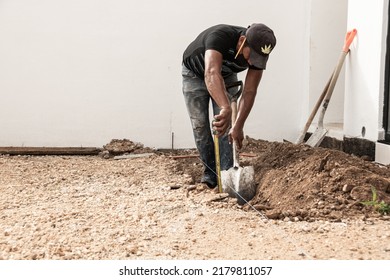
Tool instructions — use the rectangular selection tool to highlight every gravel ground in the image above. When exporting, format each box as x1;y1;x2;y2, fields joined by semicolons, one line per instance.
1;153;390;260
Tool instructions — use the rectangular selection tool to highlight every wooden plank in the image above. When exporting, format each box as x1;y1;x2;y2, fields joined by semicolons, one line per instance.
113;153;155;160
0;147;102;156
239;152;258;158
169;154;199;159
169;153;256;159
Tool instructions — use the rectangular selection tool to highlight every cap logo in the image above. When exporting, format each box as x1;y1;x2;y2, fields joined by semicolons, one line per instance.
261;44;272;55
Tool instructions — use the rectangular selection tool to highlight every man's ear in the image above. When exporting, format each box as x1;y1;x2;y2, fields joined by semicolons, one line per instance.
239;35;246;44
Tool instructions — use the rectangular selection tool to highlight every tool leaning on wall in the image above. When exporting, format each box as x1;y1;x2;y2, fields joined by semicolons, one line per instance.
297;29;357;147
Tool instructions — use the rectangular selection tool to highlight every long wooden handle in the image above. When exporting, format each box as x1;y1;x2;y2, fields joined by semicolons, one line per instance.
231;100;238;124
318;29;357;127
296;73;333;144
230;100;240;167
214;134;223;193
297;28;357;142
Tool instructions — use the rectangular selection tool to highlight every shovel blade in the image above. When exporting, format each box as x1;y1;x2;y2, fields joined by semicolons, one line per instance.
236;166;256;205
221;169;234;197
305;127;328;147
221;166;256;205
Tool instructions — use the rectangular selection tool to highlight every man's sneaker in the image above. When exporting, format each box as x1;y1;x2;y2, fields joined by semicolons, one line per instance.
201;174;217;188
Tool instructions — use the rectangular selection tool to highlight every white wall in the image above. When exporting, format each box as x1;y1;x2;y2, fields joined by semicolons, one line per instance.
309;0;348;125
0;0;347;148
345;0;388;141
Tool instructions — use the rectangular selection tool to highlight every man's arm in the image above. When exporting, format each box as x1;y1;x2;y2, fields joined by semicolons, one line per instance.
230;68;263;148
204;49;232;136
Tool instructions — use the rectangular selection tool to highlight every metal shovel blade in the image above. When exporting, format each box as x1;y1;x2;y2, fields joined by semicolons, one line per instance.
305;127;328;147
221;165;256;205
220;96;256;205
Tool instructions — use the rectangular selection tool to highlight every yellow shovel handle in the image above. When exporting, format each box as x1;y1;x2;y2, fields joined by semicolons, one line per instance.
214;134;223;193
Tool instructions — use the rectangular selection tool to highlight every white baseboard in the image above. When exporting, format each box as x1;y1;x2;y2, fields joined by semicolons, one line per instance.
375;142;390;165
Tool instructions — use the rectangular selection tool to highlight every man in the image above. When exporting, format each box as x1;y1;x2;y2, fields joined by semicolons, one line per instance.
182;23;276;188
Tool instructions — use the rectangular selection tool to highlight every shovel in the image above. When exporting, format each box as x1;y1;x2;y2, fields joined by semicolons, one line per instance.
214;81;243;194
221;85;256;205
295;73;333;144
306;29;357;147
214;132;223;193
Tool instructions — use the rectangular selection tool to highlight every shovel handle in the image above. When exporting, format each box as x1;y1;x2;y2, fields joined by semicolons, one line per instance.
343;29;357;53
214;133;223;193
318;29;357;127
295;72;333;144
226;81;243;102
231;100;238;125
230;99;240;167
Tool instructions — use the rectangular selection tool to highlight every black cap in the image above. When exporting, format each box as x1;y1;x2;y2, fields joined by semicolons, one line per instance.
246;23;276;69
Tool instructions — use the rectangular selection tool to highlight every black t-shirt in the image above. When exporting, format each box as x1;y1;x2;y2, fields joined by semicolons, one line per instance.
183;24;258;79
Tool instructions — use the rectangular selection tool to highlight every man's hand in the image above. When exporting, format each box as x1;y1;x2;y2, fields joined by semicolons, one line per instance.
212;106;232;136
228;125;245;149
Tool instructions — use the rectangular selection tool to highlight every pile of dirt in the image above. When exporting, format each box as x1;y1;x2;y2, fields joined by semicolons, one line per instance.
102;139;154;157
171;137;390;222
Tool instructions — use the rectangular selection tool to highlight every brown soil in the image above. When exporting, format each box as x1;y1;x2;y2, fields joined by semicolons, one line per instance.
169;137;390;221
243;137;390;221
1;138;390;260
